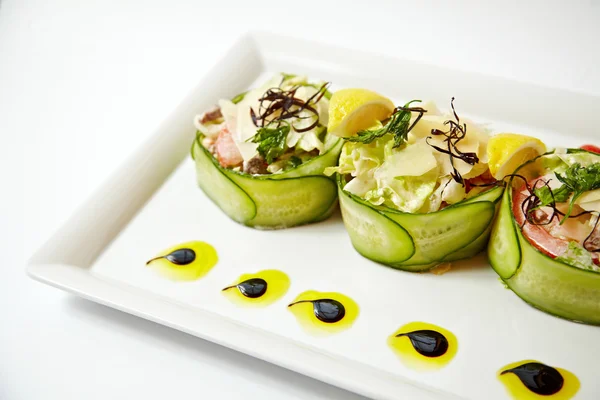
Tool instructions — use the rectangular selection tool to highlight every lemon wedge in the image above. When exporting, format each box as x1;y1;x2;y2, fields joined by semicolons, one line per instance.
487;133;546;179
327;89;395;137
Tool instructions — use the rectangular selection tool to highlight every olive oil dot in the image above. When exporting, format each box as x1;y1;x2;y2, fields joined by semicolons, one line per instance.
146;241;217;281
221;270;289;307
498;360;580;400
287;291;359;335
388;322;457;371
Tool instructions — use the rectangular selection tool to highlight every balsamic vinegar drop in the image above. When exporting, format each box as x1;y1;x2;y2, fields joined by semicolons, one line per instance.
288;299;346;323
498;360;580;400
222;270;289;307
223;278;268;299
501;362;563;395
395;330;448;358
145;241;217;281
287;291;358;335
388;322;457;371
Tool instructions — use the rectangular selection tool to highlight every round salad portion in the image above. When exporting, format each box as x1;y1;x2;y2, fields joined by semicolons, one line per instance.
191;74;343;229
325;90;544;271
488;148;600;324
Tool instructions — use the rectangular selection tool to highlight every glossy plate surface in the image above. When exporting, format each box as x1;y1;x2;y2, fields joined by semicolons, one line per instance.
27;32;600;400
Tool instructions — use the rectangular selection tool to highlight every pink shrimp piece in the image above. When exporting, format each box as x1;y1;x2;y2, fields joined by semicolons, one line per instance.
215;126;243;168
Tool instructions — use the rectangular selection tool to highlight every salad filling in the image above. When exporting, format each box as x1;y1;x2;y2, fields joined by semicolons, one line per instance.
511;150;600;271
327;98;497;214
325;93;528;271
195;74;331;175
190;74;343;229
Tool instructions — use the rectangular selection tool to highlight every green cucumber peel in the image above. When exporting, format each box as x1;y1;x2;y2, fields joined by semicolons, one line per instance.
337;174;503;271
193;133;343;229
488;149;600;325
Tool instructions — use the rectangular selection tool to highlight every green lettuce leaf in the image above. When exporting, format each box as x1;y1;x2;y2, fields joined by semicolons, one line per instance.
324;135;390;178
364;169;438;212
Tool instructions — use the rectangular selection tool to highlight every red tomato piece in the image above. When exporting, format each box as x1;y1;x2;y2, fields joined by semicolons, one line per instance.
581;144;600;154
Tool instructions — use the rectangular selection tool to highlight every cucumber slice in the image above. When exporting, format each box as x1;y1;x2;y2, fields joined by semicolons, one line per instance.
441;189;504;264
385;202;494;267
508;227;600;324
337;174;502;271
228;173;337;228
488;150;600;325
193;141;256;223
193;136;342;229
487;189;521;279
461;185;504;204
338;187;415;264
268;134;343;179
443;223;493;263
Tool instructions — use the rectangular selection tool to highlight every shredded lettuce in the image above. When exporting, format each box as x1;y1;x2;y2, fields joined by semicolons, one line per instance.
365;169;438;212
328;138;439;212
324;134;389;178
543;151;600;175
329;100;493;214
556;241;599;271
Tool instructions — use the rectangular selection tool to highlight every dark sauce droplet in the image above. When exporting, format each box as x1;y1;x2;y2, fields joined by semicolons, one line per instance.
313;299;346;323
165;248;196;265
501;362;564;396
226;278;268;298
396;330;449;358
288;299;346;323
146;248;196;266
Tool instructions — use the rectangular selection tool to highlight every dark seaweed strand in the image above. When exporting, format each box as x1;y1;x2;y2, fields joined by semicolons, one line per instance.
426;98;479;185
506;173;600;253
250;81;330;133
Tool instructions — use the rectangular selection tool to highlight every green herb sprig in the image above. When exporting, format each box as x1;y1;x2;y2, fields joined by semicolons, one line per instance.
532;185;572;208
249;123;290;164
345;100;426;148
555;163;600;221
528;162;600;223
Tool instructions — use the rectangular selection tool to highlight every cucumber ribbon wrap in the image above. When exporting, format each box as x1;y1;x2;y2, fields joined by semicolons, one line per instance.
488;149;600;325
337;174;505;271
192;133;343;229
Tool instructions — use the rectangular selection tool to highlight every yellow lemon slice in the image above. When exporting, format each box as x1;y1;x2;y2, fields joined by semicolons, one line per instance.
487;133;546;179
327;88;395;137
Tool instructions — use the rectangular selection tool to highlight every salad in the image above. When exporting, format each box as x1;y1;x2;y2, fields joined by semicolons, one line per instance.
191;74;343;229
326;90;542;271
488;148;600;324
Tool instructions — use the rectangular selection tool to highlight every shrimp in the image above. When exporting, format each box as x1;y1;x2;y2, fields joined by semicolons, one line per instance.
214;126;243;168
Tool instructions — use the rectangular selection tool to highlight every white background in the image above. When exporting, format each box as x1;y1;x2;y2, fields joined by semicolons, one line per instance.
2;1;600;399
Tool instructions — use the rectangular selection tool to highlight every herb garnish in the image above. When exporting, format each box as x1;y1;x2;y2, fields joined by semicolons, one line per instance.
250;80;330;133
554;163;600;221
532;185;572;209
250;123;290;164
511;172;600;253
345;100;427;148
426;98;479;185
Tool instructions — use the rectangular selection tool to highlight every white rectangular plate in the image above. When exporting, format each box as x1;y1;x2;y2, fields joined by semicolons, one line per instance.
28;32;600;400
